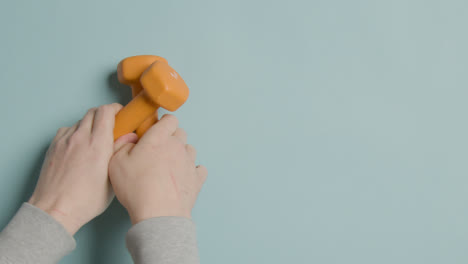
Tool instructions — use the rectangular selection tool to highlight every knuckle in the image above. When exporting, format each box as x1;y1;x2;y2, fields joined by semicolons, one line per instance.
98;103;121;117
110;102;123;108
174;140;186;151
87;107;98;114
186;144;196;153
54;127;68;139
98;104;111;113
163;114;178;125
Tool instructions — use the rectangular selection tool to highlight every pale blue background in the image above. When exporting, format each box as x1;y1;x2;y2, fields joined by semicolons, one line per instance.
1;0;467;263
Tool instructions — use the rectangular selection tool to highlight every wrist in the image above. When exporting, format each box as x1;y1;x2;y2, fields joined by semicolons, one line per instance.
28;198;82;236
47;208;81;235
129;208;191;225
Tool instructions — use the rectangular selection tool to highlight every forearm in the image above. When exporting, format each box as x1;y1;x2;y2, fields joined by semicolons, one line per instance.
0;203;76;264
126;217;200;264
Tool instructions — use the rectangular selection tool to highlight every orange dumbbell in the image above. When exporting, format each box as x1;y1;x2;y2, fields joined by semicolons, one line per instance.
117;55;168;97
117;55;168;138
113;56;189;141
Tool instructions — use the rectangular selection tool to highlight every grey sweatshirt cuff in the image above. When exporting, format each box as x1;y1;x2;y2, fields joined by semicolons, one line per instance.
0;202;76;264
126;216;200;264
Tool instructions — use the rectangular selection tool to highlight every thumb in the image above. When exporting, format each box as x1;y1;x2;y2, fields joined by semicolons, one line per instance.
114;133;138;154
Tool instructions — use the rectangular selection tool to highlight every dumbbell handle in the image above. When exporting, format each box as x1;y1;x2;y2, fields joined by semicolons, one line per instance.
113;92;159;140
131;83;159;138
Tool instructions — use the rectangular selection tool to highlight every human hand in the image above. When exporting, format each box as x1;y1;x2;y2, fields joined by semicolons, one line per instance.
109;114;207;224
28;104;137;235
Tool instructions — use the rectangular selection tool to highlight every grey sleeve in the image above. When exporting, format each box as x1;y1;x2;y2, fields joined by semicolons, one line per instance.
0;203;76;264
0;203;199;264
126;217;200;264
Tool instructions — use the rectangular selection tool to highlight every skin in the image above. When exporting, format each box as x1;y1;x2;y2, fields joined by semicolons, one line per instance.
110;113;207;224
28;103;207;235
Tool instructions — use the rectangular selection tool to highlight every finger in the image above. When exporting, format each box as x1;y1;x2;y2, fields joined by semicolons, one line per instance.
196;165;208;183
173;128;187;144
92;103;124;139
186;144;197;162
63;120;80;138
139;114;179;145
54;127;69;139
114;142;136;157
136;111;158;139
114;133;138;154
77;107;98;133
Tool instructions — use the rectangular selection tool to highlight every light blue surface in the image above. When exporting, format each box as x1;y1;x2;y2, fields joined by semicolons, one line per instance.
1;0;468;263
